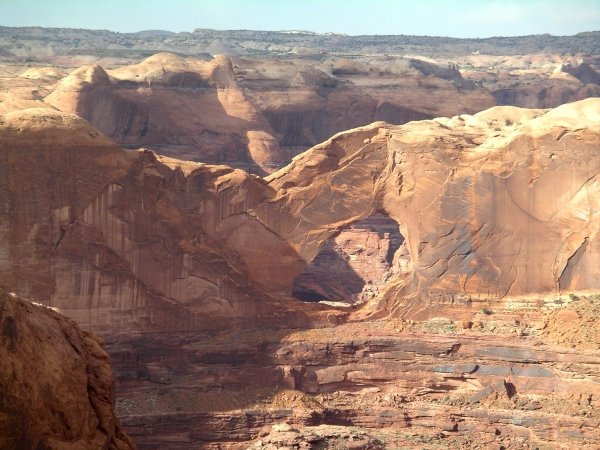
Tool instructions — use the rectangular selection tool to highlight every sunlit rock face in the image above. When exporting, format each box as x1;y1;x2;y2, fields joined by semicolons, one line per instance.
259;98;600;318
1;99;600;334
236;56;495;160
44;53;284;174
0;108;312;335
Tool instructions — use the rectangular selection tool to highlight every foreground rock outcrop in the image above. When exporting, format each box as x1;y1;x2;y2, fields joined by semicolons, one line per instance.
0;287;134;449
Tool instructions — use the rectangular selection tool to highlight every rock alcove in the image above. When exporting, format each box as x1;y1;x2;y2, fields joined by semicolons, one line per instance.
291;212;410;304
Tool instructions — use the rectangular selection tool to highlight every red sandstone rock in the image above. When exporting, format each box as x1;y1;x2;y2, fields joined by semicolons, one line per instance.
0;108;316;335
259;98;600;319
45;53;284;173
1;100;600;448
0;287;135;450
1;100;600;333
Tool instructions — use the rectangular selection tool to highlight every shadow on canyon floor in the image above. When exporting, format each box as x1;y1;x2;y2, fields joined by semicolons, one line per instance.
109;292;600;449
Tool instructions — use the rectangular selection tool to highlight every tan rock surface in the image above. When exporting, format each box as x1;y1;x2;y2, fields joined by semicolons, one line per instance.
258;98;600;318
0;107;317;335
3;52;597;172
0;66;59;114
44;53;284;173
1;100;600;449
460;56;600;109
0;287;134;450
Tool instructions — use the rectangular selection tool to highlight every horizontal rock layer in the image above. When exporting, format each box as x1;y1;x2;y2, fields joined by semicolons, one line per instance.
111;295;600;448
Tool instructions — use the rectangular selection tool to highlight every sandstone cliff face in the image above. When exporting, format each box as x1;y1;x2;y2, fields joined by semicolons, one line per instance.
44;53;284;173
291;213;406;303
466;61;600;109
259;98;600;318
38;53;497;169
1;100;599;333
0;108;315;335
2;100;600;449
492;82;600;109
6;52;598;172
561;62;600;86
0;287;134;450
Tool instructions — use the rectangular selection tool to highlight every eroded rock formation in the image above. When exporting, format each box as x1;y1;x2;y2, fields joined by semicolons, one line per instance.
44;53;284;173
1;99;600;448
0;287;134;450
4;49;598;171
258;98;600;319
236;56;495;158
38;53;497;170
291;213;406;304
1;99;599;333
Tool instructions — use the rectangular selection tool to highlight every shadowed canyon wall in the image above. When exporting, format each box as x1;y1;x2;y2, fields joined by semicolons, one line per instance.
291;213;406;304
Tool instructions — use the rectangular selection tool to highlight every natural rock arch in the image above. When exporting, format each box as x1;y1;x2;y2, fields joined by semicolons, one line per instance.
291;212;409;304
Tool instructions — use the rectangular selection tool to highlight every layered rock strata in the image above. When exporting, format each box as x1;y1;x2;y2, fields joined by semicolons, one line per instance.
1;100;600;448
112;293;600;449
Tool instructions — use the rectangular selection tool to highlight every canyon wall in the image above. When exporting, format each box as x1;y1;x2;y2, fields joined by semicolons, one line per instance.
0;108;319;334
1;99;599;333
1;99;599;449
44;53;284;173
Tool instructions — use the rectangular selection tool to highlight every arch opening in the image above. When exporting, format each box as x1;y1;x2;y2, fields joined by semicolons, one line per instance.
291;212;410;304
